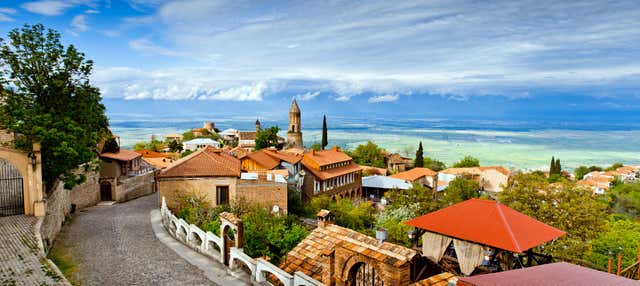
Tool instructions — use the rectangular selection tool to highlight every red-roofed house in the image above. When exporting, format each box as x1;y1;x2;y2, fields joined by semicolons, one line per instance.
438;166;510;193
391;167;438;189
158;146;288;214
301;146;362;201
99;148;156;202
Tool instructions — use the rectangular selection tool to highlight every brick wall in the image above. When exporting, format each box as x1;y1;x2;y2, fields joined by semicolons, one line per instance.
159;177;238;211
236;177;288;214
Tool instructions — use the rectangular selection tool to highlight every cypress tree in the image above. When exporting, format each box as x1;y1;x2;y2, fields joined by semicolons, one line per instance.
555;158;562;174
321;115;328;150
415;142;424;167
550;157;556;174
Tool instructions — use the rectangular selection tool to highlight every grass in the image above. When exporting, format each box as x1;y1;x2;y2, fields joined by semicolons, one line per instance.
47;236;81;285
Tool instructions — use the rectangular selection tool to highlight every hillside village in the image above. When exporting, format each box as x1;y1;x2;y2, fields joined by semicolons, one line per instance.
1;19;640;286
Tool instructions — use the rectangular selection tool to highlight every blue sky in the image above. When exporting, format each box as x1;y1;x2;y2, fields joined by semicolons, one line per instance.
1;0;639;122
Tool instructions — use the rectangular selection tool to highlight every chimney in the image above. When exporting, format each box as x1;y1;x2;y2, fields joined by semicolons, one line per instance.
310;149;315;156
317;209;333;228
332;146;339;151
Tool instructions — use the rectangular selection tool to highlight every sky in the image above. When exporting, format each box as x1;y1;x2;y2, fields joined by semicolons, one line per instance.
0;0;639;122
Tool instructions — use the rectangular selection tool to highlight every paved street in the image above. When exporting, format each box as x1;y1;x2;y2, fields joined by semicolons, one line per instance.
0;215;68;286
52;194;218;285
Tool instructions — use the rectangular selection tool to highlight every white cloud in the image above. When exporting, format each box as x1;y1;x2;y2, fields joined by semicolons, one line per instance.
128;38;185;57
295;91;320;101
70;14;89;34
22;0;74;16
368;94;399;103
198;82;266;101
0;8;16;22
85;9;99;14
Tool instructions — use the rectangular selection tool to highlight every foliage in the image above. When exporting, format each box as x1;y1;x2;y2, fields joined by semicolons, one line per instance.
609;182;640;218
182;129;220;141
321;115;328;150
255;126;280;150
384;183;440;216
605;162;624;171
349;141;385;168
0;24;108;191
133;139;165;152
287;187;304;216
182;131;195;141
306;195;375;232
498;173;608;259
549;156;562;175
441;177;480;206
181;149;194;158
585;215;640;270
424;157;446;171
376;204;418;247
452;155;480;168
547;173;564;183
574;165;603;180
133;142;147;151
310;142;322;151
168;139;183;153
414;141;424;168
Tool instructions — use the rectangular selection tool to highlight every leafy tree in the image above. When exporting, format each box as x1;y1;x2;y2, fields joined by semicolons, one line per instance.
424;157;446;171
310;142;322;151
609;182;640;218
287;187;304;216
555;158;562;174
586;215;640;270
441;177;480;206
384;183;439;216
376;204;418;247
575;165;603;180
0;24;108;191
414;141;424;168
255;126;280;150
305;195;375;232
133;142;147;151
321;115;328;150
498;173;608;260
605;162;624;171
181;149;194;158
349;141;385;168
241;208;308;264
182;131;195;141
452;155;480;168
168;140;183;153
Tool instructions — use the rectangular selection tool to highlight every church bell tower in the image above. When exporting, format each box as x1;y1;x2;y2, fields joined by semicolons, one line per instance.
287;99;303;149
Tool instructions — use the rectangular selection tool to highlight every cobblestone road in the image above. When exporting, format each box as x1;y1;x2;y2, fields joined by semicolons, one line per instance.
0;215;67;286
53;194;217;285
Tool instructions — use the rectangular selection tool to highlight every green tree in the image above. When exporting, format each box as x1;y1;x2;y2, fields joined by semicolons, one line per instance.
441;177;480;206
555;158;562;174
605;162;624;171
310;142;322;151
181;149;194;158
550;157;556;174
255;126;280;150
575;165;603;180
424;157;446;171
321;115;328;150
133;142;147;151
452;155;480;168
498;173;608;260
384;183;439;216
586;215;640;270
0;24;108;191
376;204;418;247
609;182;640;218
168;140;183;153
350;141;385;168
414;142;424;168
182;131;195;141
305;195;374;232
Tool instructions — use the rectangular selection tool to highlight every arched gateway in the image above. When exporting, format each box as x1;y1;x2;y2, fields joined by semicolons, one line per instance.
0;144;45;217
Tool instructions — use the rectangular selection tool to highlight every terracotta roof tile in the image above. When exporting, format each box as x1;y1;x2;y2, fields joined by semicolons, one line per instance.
239;131;257;140
135;149;168;158
302;161;362;180
391;167;437;181
263;149;302;164
303;148;352;167
280;224;416;282
243;150;281;169
100;149;141;161
159;146;240;178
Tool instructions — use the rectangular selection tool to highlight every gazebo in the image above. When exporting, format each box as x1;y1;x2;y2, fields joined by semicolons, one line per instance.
405;198;565;276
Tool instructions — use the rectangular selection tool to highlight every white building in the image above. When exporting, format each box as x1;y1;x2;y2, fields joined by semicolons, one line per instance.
183;138;220;151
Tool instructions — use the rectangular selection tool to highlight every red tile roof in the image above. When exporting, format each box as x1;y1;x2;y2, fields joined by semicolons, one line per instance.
100;149;141;161
458;262;638;286
135;149;168;158
303;147;352;167
405;198;565;253
263;149;302;164
243;150;281;169
303;161;362;180
391;167;437;181
239;131;257;141
280;224;417;282
159;146;241;178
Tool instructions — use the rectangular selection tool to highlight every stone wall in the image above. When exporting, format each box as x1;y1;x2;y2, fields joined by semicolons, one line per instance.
0;129;14;145
159;177;238;211
115;171;156;202
236;178;288;214
40;168;100;251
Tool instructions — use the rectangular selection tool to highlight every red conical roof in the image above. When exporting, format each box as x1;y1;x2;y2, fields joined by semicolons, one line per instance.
405;198;565;253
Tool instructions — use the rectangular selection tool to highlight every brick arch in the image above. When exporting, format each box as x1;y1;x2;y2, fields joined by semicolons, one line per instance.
340;253;388;286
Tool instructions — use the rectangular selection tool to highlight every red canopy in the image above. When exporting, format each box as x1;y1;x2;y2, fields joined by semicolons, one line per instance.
405;198;565;253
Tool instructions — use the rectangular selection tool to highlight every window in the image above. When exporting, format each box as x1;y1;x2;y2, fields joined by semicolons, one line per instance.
216;186;229;205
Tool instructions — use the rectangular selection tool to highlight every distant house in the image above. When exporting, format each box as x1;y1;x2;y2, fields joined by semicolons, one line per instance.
164;133;183;142
99;148;156;202
218;128;238;145
238;131;257;150
385;153;413;172
301;146;362;201
183;138;220;151
158;146;288;214
438;166;510;193
135;149;174;170
238;148;305;192
362;175;412;202
391;167;437;189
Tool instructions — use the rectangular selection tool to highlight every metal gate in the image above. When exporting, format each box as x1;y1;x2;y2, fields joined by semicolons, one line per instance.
349;263;384;286
0;158;24;216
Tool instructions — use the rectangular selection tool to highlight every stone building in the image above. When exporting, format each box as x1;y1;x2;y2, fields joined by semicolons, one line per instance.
99;148;156;202
301;146;362;201
280;210;419;285
158;146;288;214
286;99;303;150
